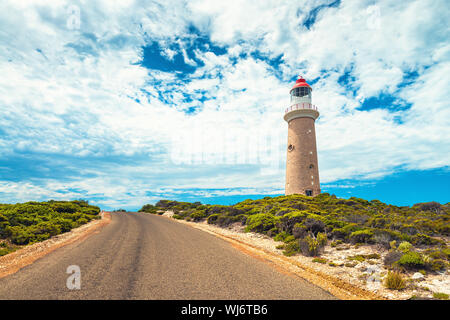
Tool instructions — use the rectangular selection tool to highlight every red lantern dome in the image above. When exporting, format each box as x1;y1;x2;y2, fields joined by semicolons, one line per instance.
290;76;311;93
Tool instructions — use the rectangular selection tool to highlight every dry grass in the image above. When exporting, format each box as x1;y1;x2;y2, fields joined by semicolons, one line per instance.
384;271;406;290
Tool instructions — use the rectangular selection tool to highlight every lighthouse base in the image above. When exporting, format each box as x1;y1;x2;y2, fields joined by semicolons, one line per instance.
285;188;321;197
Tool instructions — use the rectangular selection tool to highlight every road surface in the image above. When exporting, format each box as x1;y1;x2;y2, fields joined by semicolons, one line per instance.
0;212;335;299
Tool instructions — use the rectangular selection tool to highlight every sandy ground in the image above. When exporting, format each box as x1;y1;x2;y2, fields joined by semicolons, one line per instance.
163;211;449;300
0;211;111;279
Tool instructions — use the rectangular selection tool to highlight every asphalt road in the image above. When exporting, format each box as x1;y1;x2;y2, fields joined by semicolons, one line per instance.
0;212;335;299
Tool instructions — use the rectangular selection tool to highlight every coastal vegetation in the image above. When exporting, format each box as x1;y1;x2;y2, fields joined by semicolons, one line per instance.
140;194;449;274
0;200;101;256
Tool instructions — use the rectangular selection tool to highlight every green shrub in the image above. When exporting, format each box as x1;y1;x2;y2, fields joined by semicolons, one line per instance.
0;248;13;256
304;217;325;235
50;202;78;214
390;240;397;249
433;292;449;300
138;204;158;213
266;227;279;237
330;239;343;247
273;231;290;242
414;201;442;213
384;272;406;290
75;217;89;227
396;251;425;270
284;235;295;243
292;223;307;239
431;259;447;272
278;211;307;233
282;240;300;256
245;213;278;233
349;229;374;244
347;255;365;262
299;235;321;257
54;218;76;232
312;257;328;264
190;211;207;222
206;214;219;224
398;241;413;253
412;233;436;245
7;226;34;245
316;232;328;246
330;227;350;240
345;261;358;267
426;249;448;260
443;248;450;260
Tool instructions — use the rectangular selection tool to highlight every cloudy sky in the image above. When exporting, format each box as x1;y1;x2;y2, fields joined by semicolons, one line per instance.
0;0;449;210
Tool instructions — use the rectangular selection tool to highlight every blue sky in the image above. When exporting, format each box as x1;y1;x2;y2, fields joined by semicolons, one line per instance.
0;0;449;210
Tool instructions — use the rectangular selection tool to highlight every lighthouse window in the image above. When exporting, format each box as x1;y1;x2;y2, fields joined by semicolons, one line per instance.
292;87;311;98
305;190;313;196
288;144;294;151
309;164;314;169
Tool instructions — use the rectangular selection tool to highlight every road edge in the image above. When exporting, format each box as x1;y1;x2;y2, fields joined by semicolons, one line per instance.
0;211;111;280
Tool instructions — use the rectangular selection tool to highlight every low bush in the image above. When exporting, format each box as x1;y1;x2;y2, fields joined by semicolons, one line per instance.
245;213;278;233
430;259;447;272
292;223;307;239
278;211;307;233
0;247;13;256
433;292;449;300
384;271;406;290
205;214;218;224
273;231;290;242
330;227;350;240
330;239;343;247
138;204;158;213
396;251;425;270
398;241;413;253
282;240;300;256
304;217;325;235
316;232;328;246
312;257;328;264
349;229;374;244
412;233;437;245
443;248;450;260
348;253;380;262
347;255;365;262
299;235;323;257
190;211;207;222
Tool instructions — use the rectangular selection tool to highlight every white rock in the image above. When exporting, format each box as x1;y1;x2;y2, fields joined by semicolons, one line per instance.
334;260;345;266
366;265;381;274
412;272;425;280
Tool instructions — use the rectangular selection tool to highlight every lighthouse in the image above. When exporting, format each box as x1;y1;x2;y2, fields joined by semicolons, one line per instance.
284;76;321;196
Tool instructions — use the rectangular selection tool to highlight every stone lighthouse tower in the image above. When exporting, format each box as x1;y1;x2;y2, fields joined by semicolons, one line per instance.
284;76;321;196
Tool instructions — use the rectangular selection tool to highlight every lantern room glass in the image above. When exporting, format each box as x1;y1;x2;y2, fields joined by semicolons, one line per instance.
291;86;311;101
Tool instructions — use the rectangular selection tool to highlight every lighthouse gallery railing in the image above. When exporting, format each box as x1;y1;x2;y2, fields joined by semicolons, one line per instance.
285;102;318;114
